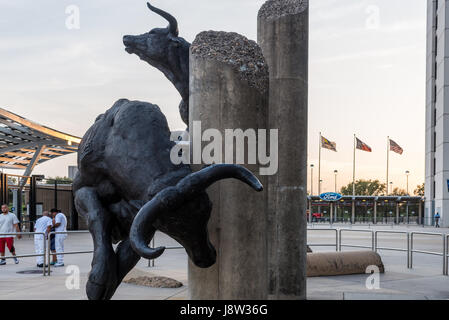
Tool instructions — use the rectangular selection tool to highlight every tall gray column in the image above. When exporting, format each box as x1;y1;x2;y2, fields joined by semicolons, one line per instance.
330;202;333;223
188;31;269;300
396;202;400;224
352;199;356;224
374;201;378;224
419;201;423;225
258;0;308;300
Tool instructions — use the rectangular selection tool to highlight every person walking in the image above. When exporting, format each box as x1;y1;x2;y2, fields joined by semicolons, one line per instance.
51;209;67;267
0;204;21;265
34;211;52;268
435;211;441;228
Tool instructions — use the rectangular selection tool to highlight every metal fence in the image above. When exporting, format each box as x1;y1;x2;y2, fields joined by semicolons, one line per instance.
0;232;46;275
46;230;93;276
148;235;183;267
2;228;448;277
308;227;449;275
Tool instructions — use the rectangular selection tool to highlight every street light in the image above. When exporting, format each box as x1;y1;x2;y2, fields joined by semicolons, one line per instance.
319;179;323;194
310;164;314;195
334;170;338;193
389;181;393;195
405;170;410;195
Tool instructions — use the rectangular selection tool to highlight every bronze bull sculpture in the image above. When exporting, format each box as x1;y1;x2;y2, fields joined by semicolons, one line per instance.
73;3;263;300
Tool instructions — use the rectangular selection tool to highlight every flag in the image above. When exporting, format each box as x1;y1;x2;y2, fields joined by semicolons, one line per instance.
389;139;403;155
356;138;372;152
321;136;337;152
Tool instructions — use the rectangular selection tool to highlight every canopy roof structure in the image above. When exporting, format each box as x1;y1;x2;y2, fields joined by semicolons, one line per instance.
0;107;81;177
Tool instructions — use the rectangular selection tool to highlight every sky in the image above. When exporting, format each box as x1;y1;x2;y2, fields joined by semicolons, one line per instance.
0;0;427;193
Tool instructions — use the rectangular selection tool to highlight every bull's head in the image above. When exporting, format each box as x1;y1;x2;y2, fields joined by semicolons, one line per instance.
123;2;190;107
129;164;263;268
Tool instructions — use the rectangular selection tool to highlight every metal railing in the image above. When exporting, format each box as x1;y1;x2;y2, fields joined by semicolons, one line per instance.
1;228;447;277
338;229;375;251
307;228;338;252
374;230;410;268
307;227;449;275
46;230;93;276
446;234;449;276
148;236;183;267
409;232;447;275
0;232;46;275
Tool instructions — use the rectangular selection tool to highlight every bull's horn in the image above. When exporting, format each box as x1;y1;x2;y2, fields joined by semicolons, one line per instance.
129;190;169;259
129;165;262;260
177;164;263;195
147;2;179;36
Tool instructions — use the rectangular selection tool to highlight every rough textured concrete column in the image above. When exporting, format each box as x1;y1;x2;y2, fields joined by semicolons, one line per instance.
258;0;308;300
188;31;269;300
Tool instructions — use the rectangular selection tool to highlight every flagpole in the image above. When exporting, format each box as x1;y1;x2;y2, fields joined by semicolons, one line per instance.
386;136;390;196
353;134;356;196
318;132;322;195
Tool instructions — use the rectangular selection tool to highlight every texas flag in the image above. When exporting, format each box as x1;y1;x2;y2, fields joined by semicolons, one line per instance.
356;138;372;152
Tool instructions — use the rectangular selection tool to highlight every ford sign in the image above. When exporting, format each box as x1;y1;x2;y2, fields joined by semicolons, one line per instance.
319;192;343;202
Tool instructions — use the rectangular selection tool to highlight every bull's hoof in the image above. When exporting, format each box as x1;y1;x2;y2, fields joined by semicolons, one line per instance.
86;279;117;300
86;249;119;300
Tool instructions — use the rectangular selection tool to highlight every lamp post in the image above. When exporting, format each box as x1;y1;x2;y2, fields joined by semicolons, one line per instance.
405;170;410;195
319;179;323;193
310;164;314;195
389;181;393;195
334;170;338;193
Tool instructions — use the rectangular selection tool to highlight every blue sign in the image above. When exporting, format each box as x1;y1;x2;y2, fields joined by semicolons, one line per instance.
319;192;343;202
447;180;449;192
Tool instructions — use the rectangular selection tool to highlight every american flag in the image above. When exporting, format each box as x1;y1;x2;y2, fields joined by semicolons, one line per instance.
389;139;403;155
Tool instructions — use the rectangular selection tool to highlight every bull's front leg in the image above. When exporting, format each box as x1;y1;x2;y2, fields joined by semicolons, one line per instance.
75;187;118;300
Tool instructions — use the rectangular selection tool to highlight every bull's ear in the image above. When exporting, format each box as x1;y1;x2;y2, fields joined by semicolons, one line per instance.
169;36;183;47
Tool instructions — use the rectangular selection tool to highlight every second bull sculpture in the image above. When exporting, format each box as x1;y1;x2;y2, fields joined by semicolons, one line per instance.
73;3;263;300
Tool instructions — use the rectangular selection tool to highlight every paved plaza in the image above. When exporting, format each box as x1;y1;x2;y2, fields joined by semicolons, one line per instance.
0;225;448;300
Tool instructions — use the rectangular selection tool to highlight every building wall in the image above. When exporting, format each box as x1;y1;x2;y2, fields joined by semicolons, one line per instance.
426;0;449;226
24;184;88;230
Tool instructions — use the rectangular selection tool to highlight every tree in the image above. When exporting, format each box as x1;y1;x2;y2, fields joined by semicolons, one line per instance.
391;188;408;196
45;176;73;185
414;183;424;196
340;179;386;196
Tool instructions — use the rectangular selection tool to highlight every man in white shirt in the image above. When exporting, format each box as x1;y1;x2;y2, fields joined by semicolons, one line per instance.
0;204;21;265
51;208;67;267
34;211;52;267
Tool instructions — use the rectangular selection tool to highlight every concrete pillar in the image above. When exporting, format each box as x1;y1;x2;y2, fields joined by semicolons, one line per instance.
406;202;409;224
330;202;333;223
396;202;400;224
374;201;377;224
188;31;269;300
258;0;308;300
418;200;423;224
352;199;356;224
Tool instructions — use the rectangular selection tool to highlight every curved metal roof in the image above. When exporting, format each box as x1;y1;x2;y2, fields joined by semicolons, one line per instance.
0;107;81;175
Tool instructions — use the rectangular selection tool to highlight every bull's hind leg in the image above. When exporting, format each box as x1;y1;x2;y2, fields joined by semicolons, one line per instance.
75;187;118;300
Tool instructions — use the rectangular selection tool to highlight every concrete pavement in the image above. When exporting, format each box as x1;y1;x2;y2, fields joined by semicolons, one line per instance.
0;226;447;300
